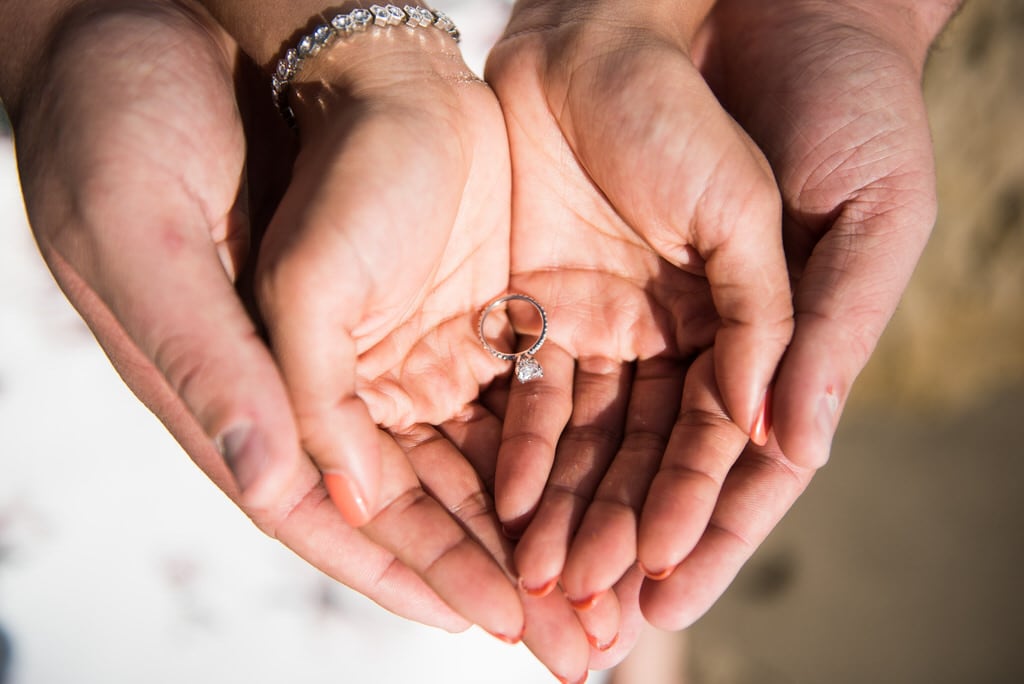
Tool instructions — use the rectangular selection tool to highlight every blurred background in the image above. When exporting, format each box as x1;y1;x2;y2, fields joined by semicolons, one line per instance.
1;2;1021;683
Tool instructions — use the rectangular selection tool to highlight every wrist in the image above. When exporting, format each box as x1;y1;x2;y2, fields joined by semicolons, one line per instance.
504;0;715;48
834;0;963;70
287;29;472;135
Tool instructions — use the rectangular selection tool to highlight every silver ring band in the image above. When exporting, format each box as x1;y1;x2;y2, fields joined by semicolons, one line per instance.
478;294;548;383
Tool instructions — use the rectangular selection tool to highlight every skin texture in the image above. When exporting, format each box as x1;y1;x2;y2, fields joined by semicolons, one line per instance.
4;0;615;678
1;0;961;677
484;0;794;619
637;0;953;629
484;0;958;635
5;0;537;649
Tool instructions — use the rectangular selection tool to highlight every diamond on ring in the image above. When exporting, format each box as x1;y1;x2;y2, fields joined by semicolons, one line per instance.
515;355;544;383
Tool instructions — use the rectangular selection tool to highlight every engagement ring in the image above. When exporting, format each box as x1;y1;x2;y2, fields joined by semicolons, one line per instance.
478;294;548;383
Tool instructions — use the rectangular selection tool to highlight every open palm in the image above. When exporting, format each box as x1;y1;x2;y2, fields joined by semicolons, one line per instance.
485;5;794;655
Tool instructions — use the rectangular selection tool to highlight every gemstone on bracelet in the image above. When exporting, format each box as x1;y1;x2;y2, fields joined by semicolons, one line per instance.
351;8;372;30
313;25;333;46
331;13;352;33
297;35;316;57
386;5;405;25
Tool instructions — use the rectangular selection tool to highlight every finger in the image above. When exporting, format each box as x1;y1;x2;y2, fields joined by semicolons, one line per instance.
272;479;470;632
54;256;472;633
430;414;594;682
263;300;382;529
494;344;575;533
12;0;314;521
561;357;684;602
773;202;935;468
514;356;631;596
362;430;525;641
572;587;622;655
588;565;647;671
638;350;750;577
639;440;815;630
437;402;505;492
37;191;313;526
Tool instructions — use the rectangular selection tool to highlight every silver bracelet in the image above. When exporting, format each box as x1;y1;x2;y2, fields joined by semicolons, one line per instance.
271;4;461;126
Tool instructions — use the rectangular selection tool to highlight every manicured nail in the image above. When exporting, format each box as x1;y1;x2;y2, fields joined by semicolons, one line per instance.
639;563;674;581
587;631;619;652
567;590;606;611
555;673;588;684
216;424;267;494
519;576;558;597
323;471;371;527
750;387;772;446
487;624;525;645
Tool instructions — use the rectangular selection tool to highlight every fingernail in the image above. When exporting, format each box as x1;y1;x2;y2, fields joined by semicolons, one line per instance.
323;471;371;527
216;423;267;494
587;631;619;652
555;673;589;684
639;562;675;581
813;387;841;459
519;576;558;597
487;624;526;645
750;387;772;446
567;590;606;611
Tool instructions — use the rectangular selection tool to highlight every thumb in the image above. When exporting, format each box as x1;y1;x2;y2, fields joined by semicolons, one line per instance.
37;196;316;522
772;198;935;468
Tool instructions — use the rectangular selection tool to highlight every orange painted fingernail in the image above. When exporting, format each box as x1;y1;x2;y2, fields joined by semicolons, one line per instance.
639;563;674;581
555;673;589;684
487;624;526;645
751;387;773;446
323;472;371;527
520;576;558;597
586;631;619;652
567;590;606;611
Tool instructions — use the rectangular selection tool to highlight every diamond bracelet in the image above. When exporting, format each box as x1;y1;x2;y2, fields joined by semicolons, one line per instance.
271;4;461;126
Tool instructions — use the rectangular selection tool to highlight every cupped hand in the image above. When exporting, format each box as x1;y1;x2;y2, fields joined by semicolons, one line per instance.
637;0;949;629
247;17;614;675
484;0;794;640
7;0;520;639
252;26;514;524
